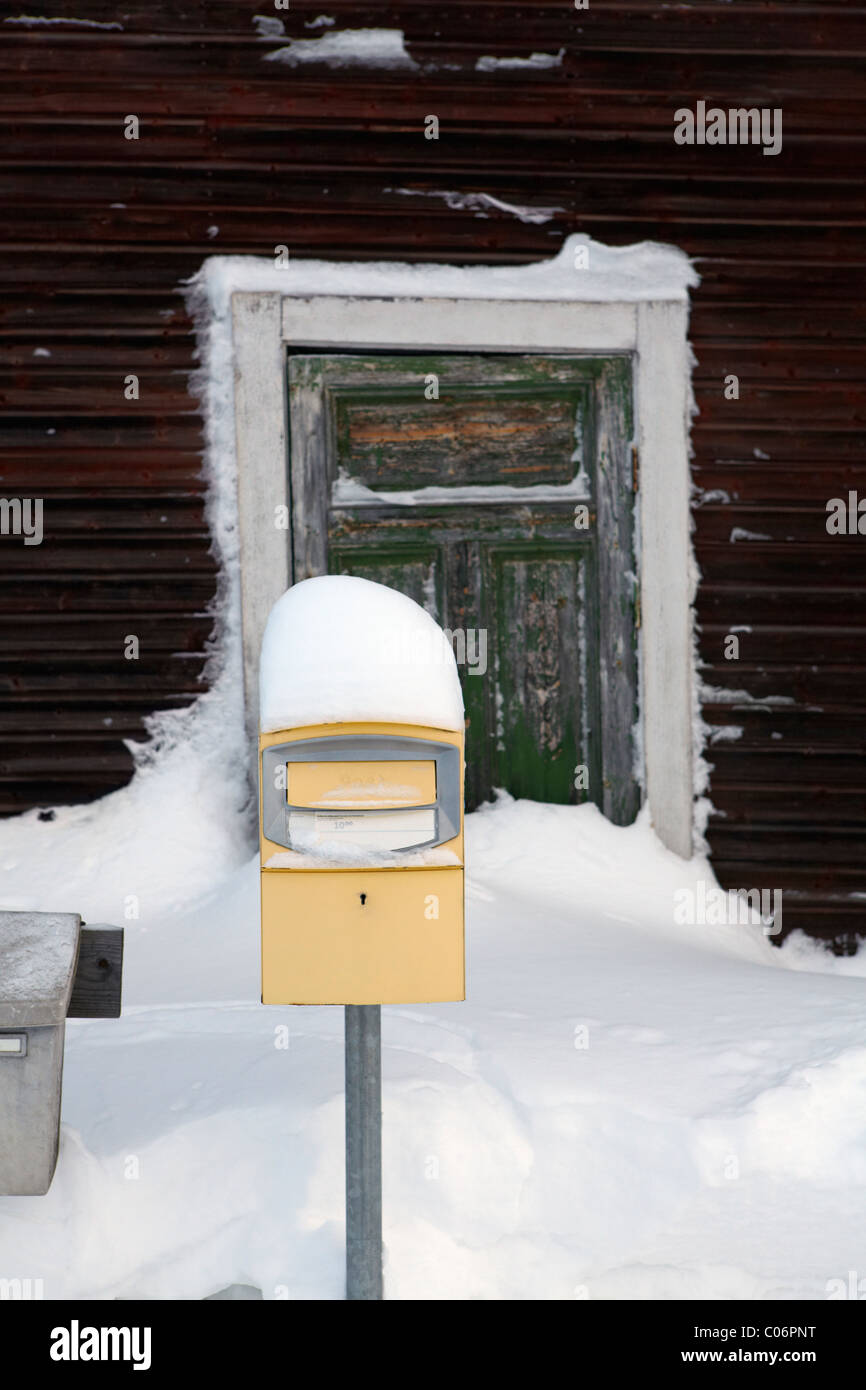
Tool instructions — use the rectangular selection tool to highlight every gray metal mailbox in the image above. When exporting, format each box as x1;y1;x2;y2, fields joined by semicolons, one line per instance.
0;910;81;1196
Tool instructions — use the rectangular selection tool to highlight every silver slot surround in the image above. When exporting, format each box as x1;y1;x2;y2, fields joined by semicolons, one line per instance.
261;735;461;853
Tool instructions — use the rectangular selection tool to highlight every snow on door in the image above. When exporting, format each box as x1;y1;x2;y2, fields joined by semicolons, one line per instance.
287;353;638;818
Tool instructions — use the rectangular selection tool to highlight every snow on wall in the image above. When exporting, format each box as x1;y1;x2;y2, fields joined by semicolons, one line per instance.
263;28;418;69
187;233;696;309
3;14;123;28
686;339;712;852
476;50;565;71
387;187;565;226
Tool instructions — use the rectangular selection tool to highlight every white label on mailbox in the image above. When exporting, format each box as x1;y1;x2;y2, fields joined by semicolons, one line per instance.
288;807;436;851
0;1035;25;1056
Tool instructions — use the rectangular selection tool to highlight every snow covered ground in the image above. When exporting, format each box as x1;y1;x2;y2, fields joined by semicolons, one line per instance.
1;686;863;1298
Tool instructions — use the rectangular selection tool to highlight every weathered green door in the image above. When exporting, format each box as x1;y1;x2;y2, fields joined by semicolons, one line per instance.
287;353;638;821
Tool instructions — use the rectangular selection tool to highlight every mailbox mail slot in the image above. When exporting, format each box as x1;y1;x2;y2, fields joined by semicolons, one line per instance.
287;806;437;853
286;759;436;810
262;733;461;854
260;722;464;1006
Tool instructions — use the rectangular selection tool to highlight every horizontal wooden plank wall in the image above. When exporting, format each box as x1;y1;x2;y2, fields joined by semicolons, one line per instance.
1;1;863;945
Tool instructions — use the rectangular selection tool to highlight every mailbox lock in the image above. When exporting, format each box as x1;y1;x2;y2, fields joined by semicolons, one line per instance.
0;1033;27;1058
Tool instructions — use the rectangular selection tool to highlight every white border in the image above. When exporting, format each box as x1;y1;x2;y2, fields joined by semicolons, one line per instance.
220;237;697;857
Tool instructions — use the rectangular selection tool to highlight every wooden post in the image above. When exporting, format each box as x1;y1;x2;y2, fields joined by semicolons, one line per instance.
67;925;124;1018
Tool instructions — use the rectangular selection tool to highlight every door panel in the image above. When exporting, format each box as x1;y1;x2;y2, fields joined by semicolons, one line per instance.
288;353;638;821
491;548;593;805
331;547;442;620
334;386;584;489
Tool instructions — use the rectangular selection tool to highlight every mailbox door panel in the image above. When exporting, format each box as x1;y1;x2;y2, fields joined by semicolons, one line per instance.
287;353;638;823
261;867;464;1005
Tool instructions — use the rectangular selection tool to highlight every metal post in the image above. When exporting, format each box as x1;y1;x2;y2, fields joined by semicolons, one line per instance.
345;1003;383;1300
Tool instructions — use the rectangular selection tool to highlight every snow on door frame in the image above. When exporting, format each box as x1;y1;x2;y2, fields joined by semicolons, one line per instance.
221;235;698;857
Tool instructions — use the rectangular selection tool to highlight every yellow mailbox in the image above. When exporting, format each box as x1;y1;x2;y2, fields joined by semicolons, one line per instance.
259;723;464;1004
258;580;465;1006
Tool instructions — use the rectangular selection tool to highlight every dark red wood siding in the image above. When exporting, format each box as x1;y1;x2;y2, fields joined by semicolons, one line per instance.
2;1;864;944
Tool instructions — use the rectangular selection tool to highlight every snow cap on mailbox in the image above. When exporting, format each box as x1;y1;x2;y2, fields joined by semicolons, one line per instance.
259;574;463;733
258;575;466;1007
